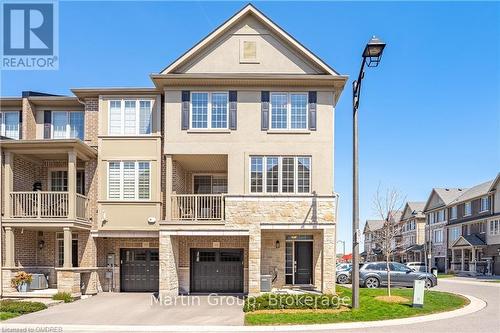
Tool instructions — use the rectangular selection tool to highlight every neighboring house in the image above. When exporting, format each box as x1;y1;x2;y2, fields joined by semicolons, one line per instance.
398;202;426;263
1;4;346;296
363;220;385;262
423;188;466;272
447;176;500;275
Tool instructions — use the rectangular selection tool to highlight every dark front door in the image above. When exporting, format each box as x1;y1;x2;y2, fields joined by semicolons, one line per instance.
294;242;313;285
120;248;159;292
190;249;244;293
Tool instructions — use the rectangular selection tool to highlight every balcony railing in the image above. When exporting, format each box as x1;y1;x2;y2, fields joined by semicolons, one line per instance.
171;194;224;221
9;191;88;220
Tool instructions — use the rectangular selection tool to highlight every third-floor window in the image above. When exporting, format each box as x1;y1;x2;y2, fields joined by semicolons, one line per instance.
480;197;490;212
0;111;20;139
52;111;84;140
270;92;308;130
109;99;153;135
191;92;228;129
250;156;311;194
450;206;457;220
464;202;472;216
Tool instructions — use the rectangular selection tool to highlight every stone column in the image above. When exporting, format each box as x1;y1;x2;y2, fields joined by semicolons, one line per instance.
461;248;464;271
63;227;73;268
3;152;13;218
4;227;15;267
165;155;173;220
67;150;77;219
159;231;178;297
322;228;336;294
248;224;261;295
471;247;476;273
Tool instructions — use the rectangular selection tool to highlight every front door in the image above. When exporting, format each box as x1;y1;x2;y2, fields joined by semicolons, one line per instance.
294;242;313;285
120;248;159;292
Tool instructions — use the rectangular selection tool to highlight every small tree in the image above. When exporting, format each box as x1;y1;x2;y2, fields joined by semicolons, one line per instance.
373;186;405;296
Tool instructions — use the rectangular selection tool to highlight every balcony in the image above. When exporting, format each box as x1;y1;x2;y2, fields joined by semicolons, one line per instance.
170;194;224;221
9;191;88;220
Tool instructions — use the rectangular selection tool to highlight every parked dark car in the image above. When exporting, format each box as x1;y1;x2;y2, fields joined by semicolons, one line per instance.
359;262;437;289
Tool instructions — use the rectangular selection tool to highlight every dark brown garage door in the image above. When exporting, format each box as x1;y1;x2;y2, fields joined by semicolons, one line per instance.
190;249;244;293
120;248;159;292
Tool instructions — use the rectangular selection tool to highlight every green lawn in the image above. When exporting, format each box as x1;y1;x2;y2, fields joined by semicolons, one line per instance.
437;274;456;279
0;300;47;321
0;312;20;321
245;286;468;326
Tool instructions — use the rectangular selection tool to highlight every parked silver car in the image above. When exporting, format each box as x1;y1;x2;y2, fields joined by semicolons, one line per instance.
359;262;437;288
405;262;427;272
336;265;352;284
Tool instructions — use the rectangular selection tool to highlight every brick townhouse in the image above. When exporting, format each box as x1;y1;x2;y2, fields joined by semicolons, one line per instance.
1;4;346;297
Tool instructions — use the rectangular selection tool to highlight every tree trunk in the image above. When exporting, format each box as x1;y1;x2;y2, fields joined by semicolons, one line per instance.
386;257;391;297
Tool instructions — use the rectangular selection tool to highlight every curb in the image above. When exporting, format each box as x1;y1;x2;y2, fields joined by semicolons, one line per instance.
1;293;486;332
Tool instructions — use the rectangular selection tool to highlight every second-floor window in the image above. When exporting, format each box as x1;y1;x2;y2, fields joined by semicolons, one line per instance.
437;209;445;222
464;202;472;216
191;92;228;129
480;197;490;212
109;100;153;135
52;111;84;140
0;111;20;139
490;220;500;235
433;229;443;243
250;156;311;194
108;161;150;200
450;206;457;220
270;92;308;130
450;226;461;243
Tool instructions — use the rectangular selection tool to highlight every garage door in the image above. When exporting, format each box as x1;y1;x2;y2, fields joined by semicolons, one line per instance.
190;249;244;293
120;248;159;292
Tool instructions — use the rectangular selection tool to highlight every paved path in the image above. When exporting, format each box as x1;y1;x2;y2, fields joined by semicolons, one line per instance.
2;279;498;332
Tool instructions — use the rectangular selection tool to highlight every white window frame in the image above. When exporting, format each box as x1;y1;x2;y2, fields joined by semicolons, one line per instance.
269;92;308;130
464;202;472;217
490;220;500;236
51;111;85;140
0;111;20;139
189;92;229;130
450;206;457;220
249;156;311;194
450;226;461;243
107;99;154;136
107;161;151;200
480;197;490;213
433;229;443;244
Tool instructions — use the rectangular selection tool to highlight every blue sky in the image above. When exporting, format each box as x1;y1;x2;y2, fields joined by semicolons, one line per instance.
1;1;499;251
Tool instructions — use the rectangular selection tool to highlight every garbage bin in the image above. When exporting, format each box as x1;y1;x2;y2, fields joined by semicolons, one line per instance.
261;275;272;292
431;268;438;277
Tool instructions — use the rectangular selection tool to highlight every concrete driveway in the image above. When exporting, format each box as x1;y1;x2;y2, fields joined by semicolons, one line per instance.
5;293;245;326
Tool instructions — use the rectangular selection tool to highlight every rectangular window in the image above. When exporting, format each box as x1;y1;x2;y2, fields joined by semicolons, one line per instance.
433;229;443;243
192;175;228;194
190;92;228;129
50;170;84;194
52;111;84;140
450;206;457;220
108;99;154;135
1;112;20;139
490;220;500;235
270;92;308;130
437;209;445;222
480;197;490;212
56;232;78;267
464;202;472;216
107;161;150;200
450;226;461;242
250;156;311;194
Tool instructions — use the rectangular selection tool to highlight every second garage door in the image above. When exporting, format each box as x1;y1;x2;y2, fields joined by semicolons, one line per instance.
120;248;159;292
190;249;244;293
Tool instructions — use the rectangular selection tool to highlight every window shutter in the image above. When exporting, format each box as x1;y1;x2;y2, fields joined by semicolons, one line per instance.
229;91;237;130
18;111;22;139
44;110;52;139
308;91;317;131
181;91;190;130
261;91;270;130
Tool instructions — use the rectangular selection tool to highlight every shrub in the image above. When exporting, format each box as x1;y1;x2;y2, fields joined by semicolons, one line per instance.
52;292;73;303
243;293;347;312
0;300;47;314
10;271;32;288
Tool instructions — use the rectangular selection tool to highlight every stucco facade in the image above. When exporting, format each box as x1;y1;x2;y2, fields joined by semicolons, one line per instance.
1;4;345;297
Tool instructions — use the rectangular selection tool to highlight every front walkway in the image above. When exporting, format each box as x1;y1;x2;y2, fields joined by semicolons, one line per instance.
5;292;244;326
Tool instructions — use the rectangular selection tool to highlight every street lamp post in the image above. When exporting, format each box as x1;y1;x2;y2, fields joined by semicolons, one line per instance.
352;36;386;309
